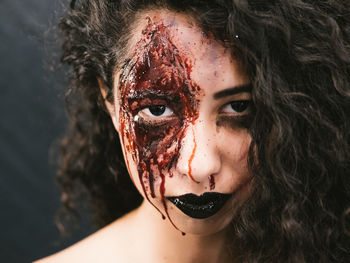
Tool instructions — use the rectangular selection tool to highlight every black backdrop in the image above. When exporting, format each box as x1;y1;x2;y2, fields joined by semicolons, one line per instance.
0;1;92;262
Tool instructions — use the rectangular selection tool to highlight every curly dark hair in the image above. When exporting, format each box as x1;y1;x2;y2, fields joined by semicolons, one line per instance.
57;0;350;262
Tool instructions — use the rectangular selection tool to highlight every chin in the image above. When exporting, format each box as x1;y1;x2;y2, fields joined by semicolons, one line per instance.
175;215;234;236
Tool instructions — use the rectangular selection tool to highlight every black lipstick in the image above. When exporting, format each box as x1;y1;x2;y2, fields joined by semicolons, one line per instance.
167;192;232;219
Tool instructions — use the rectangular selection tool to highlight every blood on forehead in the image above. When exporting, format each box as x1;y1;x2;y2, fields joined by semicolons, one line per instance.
118;17;203;228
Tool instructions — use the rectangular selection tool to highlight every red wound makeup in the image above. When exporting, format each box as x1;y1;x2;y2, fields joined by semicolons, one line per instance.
118;18;203;225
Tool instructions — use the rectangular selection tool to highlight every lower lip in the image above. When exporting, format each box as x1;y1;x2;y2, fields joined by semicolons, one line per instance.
167;193;232;219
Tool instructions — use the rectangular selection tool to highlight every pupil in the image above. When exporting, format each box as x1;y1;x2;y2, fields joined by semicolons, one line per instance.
230;101;249;112
149;105;166;116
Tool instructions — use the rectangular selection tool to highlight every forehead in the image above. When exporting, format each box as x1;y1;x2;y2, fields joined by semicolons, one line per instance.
120;9;248;94
127;10;226;64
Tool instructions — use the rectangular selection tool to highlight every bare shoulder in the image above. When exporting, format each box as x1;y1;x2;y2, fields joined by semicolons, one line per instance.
34;210;139;263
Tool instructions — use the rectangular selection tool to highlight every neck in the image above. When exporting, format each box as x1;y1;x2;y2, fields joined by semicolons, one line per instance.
132;201;233;263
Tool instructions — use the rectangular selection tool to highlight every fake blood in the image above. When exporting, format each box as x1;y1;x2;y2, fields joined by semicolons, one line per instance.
118;18;202;229
188;126;199;183
209;175;216;190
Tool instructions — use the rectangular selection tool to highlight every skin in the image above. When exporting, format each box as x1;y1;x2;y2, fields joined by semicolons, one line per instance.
37;10;253;263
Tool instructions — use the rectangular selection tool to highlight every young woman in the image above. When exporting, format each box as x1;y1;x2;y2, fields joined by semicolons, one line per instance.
38;0;350;262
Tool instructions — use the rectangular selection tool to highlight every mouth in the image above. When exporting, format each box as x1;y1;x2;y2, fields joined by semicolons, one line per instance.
167;192;232;219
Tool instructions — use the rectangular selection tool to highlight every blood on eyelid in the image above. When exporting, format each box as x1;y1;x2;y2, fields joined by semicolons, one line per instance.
118;18;203;228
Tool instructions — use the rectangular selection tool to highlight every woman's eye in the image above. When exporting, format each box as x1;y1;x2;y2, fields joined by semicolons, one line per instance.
139;105;174;117
221;100;251;113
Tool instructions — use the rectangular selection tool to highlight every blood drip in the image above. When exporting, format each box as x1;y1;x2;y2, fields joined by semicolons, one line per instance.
118;18;202;231
209;175;216;190
188;126;199;183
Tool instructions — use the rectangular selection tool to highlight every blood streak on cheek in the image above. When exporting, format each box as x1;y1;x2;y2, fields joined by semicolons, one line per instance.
118;18;202;228
187;126;198;182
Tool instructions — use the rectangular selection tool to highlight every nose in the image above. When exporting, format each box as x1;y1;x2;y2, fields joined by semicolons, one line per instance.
175;118;221;183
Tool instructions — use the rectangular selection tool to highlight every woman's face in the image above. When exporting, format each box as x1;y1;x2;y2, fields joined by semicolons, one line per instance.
109;10;253;235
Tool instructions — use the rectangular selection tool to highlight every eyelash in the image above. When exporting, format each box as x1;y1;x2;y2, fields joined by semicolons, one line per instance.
139;105;174;118
220;100;252;114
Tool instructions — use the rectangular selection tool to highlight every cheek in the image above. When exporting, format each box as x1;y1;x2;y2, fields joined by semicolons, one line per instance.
218;130;252;196
220;129;251;167
134;119;184;173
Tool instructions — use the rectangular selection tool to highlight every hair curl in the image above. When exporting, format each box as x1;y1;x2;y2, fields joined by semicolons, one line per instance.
57;0;350;262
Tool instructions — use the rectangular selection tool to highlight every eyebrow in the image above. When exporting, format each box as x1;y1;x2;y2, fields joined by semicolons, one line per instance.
126;89;175;100
213;84;252;100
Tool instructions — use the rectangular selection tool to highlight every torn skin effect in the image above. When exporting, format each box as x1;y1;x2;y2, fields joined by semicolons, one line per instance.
118;18;203;228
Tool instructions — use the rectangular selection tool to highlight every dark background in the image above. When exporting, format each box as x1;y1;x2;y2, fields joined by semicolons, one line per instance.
0;1;92;262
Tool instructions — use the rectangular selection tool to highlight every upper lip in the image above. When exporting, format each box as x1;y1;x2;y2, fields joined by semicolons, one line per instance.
167;192;232;219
